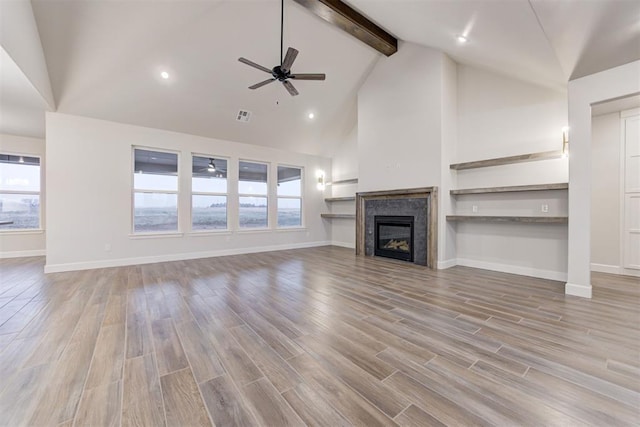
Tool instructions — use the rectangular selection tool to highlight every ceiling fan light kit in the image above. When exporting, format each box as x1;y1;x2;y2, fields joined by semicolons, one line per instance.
238;0;326;96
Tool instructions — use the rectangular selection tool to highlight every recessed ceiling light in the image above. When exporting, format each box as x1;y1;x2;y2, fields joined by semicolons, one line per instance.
160;71;170;79
308;112;315;119
456;35;468;43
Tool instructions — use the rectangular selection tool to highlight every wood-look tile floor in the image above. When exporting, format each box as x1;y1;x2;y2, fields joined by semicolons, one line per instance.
0;246;638;426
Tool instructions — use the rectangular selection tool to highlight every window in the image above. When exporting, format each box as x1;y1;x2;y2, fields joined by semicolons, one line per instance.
133;148;178;233
277;166;302;227
238;161;268;228
0;154;41;230
192;156;227;231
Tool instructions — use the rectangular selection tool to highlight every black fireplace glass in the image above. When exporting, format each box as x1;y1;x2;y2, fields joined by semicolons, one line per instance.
374;215;414;262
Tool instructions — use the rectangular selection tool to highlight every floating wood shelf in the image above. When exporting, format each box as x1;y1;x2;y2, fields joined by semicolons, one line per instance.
447;215;568;223
327;178;358;186
324;196;356;202
450;183;568;195
321;214;356;219
450;150;563;171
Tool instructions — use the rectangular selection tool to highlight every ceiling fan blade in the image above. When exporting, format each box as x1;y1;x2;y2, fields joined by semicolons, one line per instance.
282;80;299;96
290;73;326;81
238;57;272;74
249;78;276;89
281;47;299;73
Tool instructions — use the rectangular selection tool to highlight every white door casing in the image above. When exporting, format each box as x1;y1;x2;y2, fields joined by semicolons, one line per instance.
622;110;640;271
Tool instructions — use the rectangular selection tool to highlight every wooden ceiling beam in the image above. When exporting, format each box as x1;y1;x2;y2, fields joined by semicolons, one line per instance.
293;0;397;56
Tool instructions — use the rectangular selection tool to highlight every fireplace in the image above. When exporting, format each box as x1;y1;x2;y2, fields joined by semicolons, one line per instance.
374;215;414;262
356;187;437;268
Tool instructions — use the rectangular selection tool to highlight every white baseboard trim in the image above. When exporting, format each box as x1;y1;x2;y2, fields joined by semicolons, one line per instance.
590;263;621;274
455;258;567;282
437;259;457;269
331;241;355;249
0;249;46;259
44;241;332;273
591;263;640;277
565;282;593;298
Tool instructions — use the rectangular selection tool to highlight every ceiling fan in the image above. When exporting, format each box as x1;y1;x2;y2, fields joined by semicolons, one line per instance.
238;0;326;96
194;158;227;176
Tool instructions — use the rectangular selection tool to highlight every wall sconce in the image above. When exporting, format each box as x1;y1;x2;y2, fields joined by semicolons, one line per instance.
561;126;569;158
316;170;325;191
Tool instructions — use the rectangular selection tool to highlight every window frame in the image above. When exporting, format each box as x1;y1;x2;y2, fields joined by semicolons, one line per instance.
131;146;180;235
238;159;270;230
276;164;304;229
190;153;229;233
0;152;43;232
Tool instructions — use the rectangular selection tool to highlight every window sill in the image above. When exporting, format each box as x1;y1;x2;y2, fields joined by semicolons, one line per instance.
236;228;272;234
0;229;45;236
128;232;183;239
275;227;307;232
187;230;232;237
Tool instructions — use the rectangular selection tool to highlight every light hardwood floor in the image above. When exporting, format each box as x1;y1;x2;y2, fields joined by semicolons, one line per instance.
0;246;638;426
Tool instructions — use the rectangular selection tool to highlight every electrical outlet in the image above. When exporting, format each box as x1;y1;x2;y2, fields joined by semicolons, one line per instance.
104;243;111;252
472;205;478;213
541;204;549;213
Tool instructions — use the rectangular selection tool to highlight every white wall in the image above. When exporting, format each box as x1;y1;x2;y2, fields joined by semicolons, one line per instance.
567;60;640;298
45;113;331;272
0;133;46;257
454;65;569;281
329;125;357;248
439;55;457;267
357;42;444;193
330;125;358;196
591;112;621;269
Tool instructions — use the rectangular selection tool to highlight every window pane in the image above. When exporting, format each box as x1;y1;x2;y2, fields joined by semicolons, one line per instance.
0;194;39;229
192;156;227;193
277;166;301;197
239;196;267;228
192;195;227;230
134;192;178;232
0;155;40;192
239;161;267;195
134;149;178;191
278;198;301;227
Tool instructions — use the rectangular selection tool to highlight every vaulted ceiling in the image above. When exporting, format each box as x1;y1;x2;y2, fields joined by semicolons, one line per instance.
2;0;639;157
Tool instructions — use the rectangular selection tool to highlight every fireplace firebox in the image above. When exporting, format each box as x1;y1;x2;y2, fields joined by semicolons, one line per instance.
374;215;414;262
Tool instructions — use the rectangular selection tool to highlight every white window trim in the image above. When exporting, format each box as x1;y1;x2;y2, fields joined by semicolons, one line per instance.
276;164;304;229
238;159;270;230
131;146;180;235
0;152;43;232
190;153;229;232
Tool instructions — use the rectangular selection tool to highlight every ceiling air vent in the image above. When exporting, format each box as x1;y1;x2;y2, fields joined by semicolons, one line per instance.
236;110;252;123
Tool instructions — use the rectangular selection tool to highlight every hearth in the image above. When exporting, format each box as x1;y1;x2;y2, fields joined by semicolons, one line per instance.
375;215;414;262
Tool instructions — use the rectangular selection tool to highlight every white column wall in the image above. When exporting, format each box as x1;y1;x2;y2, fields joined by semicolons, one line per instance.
357;42;444;193
566;60;640;298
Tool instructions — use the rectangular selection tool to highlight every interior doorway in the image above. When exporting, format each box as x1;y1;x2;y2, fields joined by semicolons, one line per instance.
590;94;640;277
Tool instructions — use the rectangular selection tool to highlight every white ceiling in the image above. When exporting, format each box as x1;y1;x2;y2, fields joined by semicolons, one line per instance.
0;46;48;138
1;0;639;156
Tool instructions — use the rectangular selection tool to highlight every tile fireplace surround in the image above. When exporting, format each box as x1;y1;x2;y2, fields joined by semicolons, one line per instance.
356;187;438;268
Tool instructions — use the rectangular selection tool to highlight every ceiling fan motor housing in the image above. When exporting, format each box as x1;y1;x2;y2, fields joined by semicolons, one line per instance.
272;65;290;81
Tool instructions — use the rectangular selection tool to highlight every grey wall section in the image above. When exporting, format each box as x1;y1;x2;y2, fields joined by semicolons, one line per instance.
591;112;621;268
364;197;429;265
